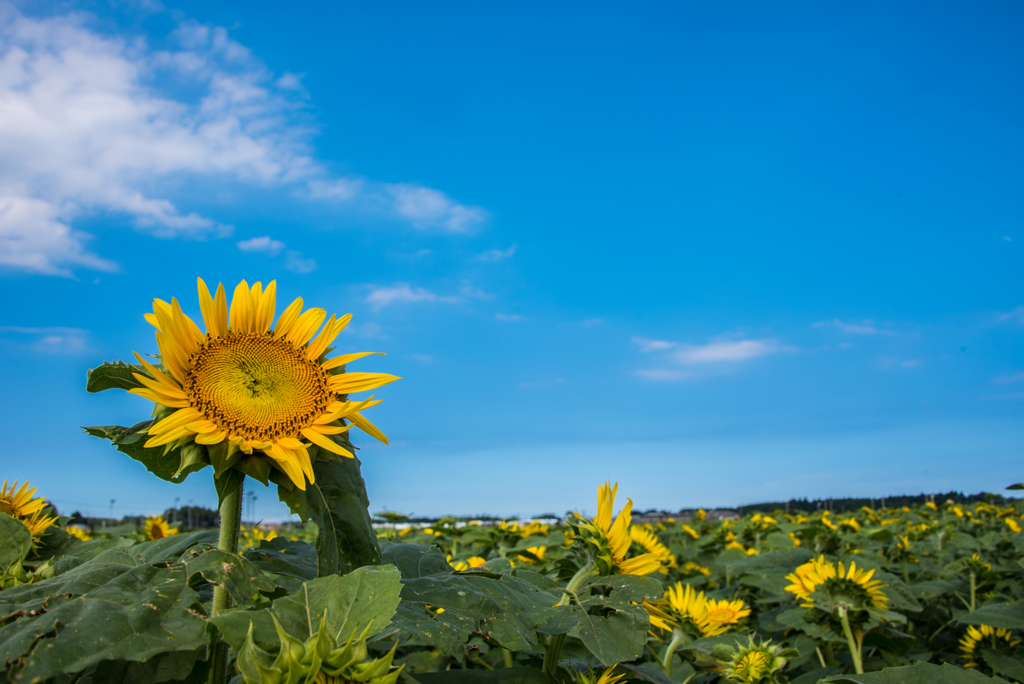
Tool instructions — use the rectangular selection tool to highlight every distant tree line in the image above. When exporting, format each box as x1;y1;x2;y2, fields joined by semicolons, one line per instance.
736;491;1009;516
67;505;221;530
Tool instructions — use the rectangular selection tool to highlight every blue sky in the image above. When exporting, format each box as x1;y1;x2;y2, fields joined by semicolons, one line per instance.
2;0;1023;521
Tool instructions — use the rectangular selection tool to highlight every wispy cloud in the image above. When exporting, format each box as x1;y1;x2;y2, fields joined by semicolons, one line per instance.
0;7;485;277
672;339;783;364
236;235;315;272
813;319;893;335
496;313;524;322
0;326;90;353
632;337;677;353
366;284;446;310
237;236;286;256
633;369;694;382
519;377;564;388
473;245;517;262
994;372;1024;384
997;306;1024;324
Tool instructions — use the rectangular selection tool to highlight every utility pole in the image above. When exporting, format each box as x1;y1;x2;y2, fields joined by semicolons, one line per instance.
108;499;115;527
173;497;180;524
188;499;193;529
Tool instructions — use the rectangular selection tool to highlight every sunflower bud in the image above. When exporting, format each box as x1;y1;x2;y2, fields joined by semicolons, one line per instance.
718;637;795;684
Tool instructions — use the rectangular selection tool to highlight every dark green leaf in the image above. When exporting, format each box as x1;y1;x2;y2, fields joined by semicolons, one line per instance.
408;667;547;683
277;454;381;576
958;602;1024;630
242;537;317;581
210;564;402;652
86;360;148;393
379;542;453;578
83;422;191;483
823;661;1011;683
1007;483;1024;490
0;514;32;574
981;650;1024;682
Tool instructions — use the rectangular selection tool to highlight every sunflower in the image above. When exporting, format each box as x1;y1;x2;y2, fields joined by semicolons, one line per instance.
451;556;487;571
588;482;664;576
577;665;625;684
145;515;179;540
0;480;58;541
729;651;771;683
517;546;547;564
718;638;794;684
784;555;888;610
681;524;700;539
629;526;677;573
129;279;398;491
959;624;1020;669
65;526;92;542
662;582;749;637
703;597;752;636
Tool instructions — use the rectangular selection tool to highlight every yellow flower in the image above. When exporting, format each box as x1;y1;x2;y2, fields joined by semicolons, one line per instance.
784;555;888;609
730;650;770;682
682;561;712;577
703;598;751;636
145;515;179;541
663;582;748;637
591;482;662;576
0;480;58;541
65;526;92;542
681;524;700;539
665;582;709;627
517;546;547;563
129;279;398;491
1005;518;1021;534
694;509;706;522
953;505;964;517
577;665;625;684
788;532;802;547
629;526;677;572
838;518;861;533
451;556;487;571
240;526;278;548
726;540;746;551
960;624;1020;668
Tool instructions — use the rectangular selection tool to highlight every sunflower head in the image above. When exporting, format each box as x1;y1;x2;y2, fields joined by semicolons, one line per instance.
714;637;797;684
959;624;1021;669
114;279;399;493
629;525;677;573
784;556;889;616
65;526;92;542
145;515;179;541
0;480;58;542
576;665;625;684
565;481;663;577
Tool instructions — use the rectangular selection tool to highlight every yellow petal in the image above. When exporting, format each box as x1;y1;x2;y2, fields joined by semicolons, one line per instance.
230;280;252;333
306;314;352;360
347;411;388;445
285;308;326;346
255;280;277;333
195;430;228;445
328;372;401;394
274;297;304;338
131;352;181;390
128;387;190;408
198;278;227;338
320;350;384;370
300;428;354;458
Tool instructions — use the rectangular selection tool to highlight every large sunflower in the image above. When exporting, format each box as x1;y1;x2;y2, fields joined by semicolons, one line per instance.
784;555;888;610
0;480;58;541
130;279;398;491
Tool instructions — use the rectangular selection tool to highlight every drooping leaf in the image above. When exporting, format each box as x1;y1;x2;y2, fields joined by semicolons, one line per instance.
0;513;32;574
981;650;1024;682
277;453;381;576
86;360;149;393
538;574;663;666
380;542;454;578
958;602;1024;630
83;422;189;483
823;661;1011;683
242;537;318;581
210;564;402;652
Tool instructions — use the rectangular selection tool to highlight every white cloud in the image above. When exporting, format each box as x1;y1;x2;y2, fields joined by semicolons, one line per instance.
474;245;517;261
813;319;893;335
997;306;1024;324
0;7;486;276
672;339;782;364
632;337;677;353
284;249;316;273
994;372;1024;384
366;283;448;310
410;354;433;363
237;236;286;255
0;326;90;353
634;369;694;382
496;313;524;322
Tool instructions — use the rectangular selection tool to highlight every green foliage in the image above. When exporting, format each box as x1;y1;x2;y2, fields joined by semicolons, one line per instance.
823;661;1012;682
86;360;149;393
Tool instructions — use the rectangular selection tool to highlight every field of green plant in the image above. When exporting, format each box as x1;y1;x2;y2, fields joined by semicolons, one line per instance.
2;280;1023;684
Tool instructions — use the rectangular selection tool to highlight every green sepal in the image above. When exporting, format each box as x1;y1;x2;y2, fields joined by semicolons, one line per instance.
238;621;281;684
269;612;307;684
209;441;243;477
86;360;149;393
175;442;210;479
215;469;246;510
236;454;273;486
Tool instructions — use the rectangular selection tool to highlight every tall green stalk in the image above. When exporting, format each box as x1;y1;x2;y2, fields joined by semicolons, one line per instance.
544;566;594;681
661;629;689;676
837;607;863;674
208;478;243;684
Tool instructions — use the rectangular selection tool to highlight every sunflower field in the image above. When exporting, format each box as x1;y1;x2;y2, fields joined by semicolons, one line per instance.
2;280;1024;684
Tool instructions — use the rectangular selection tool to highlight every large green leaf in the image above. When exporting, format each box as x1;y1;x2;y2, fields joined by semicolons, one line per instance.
0;513;32;574
278;453;381;577
242;537;318;581
380;542;454;578
981;650;1024;682
539;574;663;666
210;564;402;652
396;569;560;655
86;360;149;393
958;602;1024;629
409;667;547;683
823;661;1011;683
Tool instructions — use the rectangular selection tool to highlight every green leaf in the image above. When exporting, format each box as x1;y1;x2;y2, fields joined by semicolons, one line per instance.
0;559;209;680
1007;483;1024;490
389;602;471;657
210;564;402;652
86;360;149;393
397;569;560;654
91;648;209;684
277;454;381;576
178;544;277;608
0;513;32;574
958;602;1024;629
981;650;1024;682
242;537;318;581
83;422;191;483
380;542;454;578
823;661;1011;683
539;574;663;666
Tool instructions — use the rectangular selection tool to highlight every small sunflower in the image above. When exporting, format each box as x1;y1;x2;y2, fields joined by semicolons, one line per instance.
704;597;752;636
681;524;700;539
567;482;663;577
681;561;712;578
65;526;92;542
145;515;179;541
129;279;399;491
960;624;1020;669
784;555;888;610
516;546;547;564
0;480;58;541
576;665;625;684
451;556;487;571
629;526;677;573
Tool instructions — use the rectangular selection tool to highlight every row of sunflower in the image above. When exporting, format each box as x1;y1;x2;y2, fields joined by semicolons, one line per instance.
2;280;1023;684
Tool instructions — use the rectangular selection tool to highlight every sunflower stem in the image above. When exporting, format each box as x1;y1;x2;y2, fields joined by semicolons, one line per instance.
837;606;863;674
209;476;244;684
662;629;688;676
969;572;977;612
545;565;594;681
